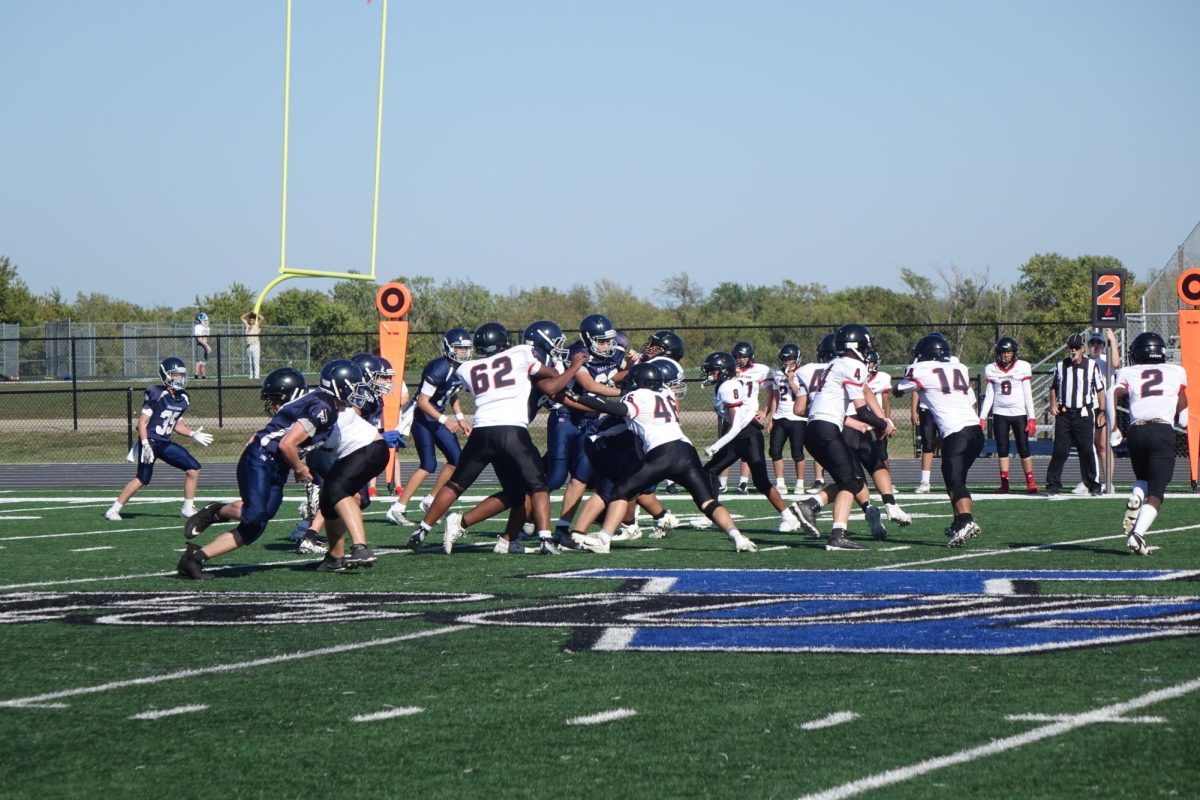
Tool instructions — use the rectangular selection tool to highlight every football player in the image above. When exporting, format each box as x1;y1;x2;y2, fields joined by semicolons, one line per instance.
896;334;984;548
386;328;471;527
700;351;806;533
765;343;807;497
568;362;758;553
789;325;894;550
979;336;1039;493
176;360;350;579
104;357;214;522
1107;332;1188;555
407;322;584;555
786;333;836;492
727;341;771;493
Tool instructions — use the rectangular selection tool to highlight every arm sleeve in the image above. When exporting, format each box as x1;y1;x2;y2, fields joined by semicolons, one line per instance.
571;392;629;417
979;378;995;419
853;402;890;434
707;401;756;452
1022;377;1036;418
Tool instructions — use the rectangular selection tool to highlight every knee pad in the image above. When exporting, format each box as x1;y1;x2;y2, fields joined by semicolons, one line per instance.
948;485;971;503
703;500;724;521
446;481;467;496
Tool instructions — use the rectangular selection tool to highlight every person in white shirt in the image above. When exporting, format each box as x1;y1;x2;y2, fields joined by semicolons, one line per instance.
192;312;211;380
979;336;1039;494
411;322;583;555
721;341;771;494
765;343;809;497
1107;332;1188;555
788;333;837;491
788;324;895;551
240;311;264;379
896;334;984;548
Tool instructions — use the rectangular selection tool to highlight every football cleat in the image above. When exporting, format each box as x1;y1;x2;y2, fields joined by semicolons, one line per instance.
1122;496;1142;535
996;481;1010;494
731;533;758;553
313;554;347;572
343;543;377;568
656;511;679;531
176;544;213;580
577;534;611;554
947;521;982;548
1071;482;1089;496
885;504;912;527
385;503;414;526
539;536;561;555
1025;482;1040;494
825;533;867;551
493;536;527;554
185;502;226;540
104;507;123;522
406;529;426;552
612;523;642;541
812;479;824;491
1127;533;1150;556
791;502;822;538
179;503;196;519
664;481;680;494
518;522;538;542
793;483;804;497
689;516;715;530
552;528;581;550
737;482;750;495
419;494;434;515
297;533;328;555
864;505;887;540
443;513;465;554
648;525;670;540
914;483;931;494
776;508;802;533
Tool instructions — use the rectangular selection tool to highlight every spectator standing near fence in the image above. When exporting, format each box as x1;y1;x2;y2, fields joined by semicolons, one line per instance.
240;311;263;379
193;312;211;380
1044;333;1107;496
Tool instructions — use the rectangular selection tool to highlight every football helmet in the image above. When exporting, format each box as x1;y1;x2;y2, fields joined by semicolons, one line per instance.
1129;331;1167;365
629;361;665;391
261;367;306;414
655;359;688;398
523;320;569;365
865;349;880;376
778;343;800;368
350;352;394;396
158;356;188;390
645;330;685;362
912;334;951;363
732;341;755;367
473;322;510;358
194;312;208;324
319;359;366;404
701;351;736;387
994;336;1019;366
816;333;837;363
834;324;875;363
442;327;474;363
579;314;616;356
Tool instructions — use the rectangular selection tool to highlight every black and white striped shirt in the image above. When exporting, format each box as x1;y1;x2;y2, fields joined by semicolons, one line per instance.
1052;357;1105;410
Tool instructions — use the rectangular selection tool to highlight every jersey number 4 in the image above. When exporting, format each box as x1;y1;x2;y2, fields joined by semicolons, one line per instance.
654;395;681;422
932;367;970;394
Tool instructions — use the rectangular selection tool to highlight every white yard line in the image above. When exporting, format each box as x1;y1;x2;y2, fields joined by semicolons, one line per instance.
0;525;180;542
0;516;42;521
800;711;860;730
0;626;470;709
352;706;424;723
1005;713;1165;724
795;676;1200;800
129;704;208;720
70;546;114;553
566;708;638;726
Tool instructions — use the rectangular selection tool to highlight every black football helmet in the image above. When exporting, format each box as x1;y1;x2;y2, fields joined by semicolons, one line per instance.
645;330;685;362
523;320;568;365
473;322;510;358
778;343;800;368
701;351;737;387
442;327;473;363
865;349;880;376
158;356;188;391
579;314;616;356
654;359;688;398
261;367;306;414
912;334;951;363
834;324;875;363
817;333;837;363
1129;332;1167;365
319;359;366;404
732;341;755;367
629;361;665;391
350;352;394;396
994;336;1018;366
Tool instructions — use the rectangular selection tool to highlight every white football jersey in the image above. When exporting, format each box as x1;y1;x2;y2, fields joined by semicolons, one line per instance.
622;387;691;452
713;374;758;422
845;370;891;418
737;362;772;408
898;361;978;436
457;344;543;428
1111;363;1187;423
981;360;1034;417
770;368;803;420
324;406;381;459
808;356;867;429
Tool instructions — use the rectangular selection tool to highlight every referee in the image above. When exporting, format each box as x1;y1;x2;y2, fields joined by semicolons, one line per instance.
1045;333;1107;496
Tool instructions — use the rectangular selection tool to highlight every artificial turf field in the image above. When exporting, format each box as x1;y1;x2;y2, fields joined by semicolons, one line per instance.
1;485;1198;799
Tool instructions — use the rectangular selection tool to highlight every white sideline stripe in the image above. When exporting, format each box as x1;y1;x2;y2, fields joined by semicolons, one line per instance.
15;703;69;709
0;524;180;542
566;708;638;726
0;625;470;709
70;546;114;553
795;676;1200;800
800;711;860;730
129;704;208;720
1005;713;1166;724
0;516;41;520
759;545;790;552
873;523;1200;570
352;706;424;723
877;546;910;552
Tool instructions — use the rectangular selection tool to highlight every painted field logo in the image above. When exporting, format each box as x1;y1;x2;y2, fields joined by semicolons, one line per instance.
0;591;493;626
460;569;1200;655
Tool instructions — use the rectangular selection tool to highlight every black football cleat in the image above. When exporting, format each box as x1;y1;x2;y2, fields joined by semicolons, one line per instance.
184;502;225;540
176;544;213;580
344;543;377;568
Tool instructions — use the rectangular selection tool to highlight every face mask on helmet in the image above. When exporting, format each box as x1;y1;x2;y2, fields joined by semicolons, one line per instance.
442;328;474;364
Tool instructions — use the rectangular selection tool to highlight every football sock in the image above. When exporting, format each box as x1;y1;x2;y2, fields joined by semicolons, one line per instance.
920;470;932;485
882;493;896;506
725;527;743;540
1000;470;1009;481
596;530;613;545
955;513;975;527
1133;505;1157;535
109;501;123;512
858;500;872;513
556;517;572;529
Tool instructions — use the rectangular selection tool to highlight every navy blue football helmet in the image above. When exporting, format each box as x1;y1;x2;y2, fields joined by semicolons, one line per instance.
579;314;616;356
523;320;568;365
442;327;473;363
912;334;951;363
159;357;188;391
319;359;366;404
351;352;394;396
646;330;685;362
655;359;687;398
261;367;306;414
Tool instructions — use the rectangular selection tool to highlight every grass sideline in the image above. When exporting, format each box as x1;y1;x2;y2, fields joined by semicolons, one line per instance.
0;487;1198;799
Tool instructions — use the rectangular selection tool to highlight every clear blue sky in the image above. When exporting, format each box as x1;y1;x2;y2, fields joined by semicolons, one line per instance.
2;1;1198;309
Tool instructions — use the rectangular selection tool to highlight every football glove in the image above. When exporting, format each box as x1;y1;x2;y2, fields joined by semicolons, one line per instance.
1109;429;1124;448
382;430;407;448
703;445;716;458
979;418;986;430
1025;418;1038;437
190;427;213;446
139;440;156;464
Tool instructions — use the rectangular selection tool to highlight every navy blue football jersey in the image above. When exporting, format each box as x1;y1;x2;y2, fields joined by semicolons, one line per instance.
253;391;338;455
142;385;190;445
411;356;465;418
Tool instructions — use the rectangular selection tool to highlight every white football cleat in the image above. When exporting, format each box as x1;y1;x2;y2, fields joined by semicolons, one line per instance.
914;483;931;494
1127;532;1150;556
385;503;414;526
443;512;465;554
419;494;434;514
1071;482;1089;496
885;503;912;527
578;533;611;554
657;511;679;531
864;505;887;540
612;523;642;541
689;516;715;530
1122;496;1142;536
492;536;526;554
103;508;122;521
179;504;195;518
731;533;758;553
947;521;982;548
776;508;802;533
